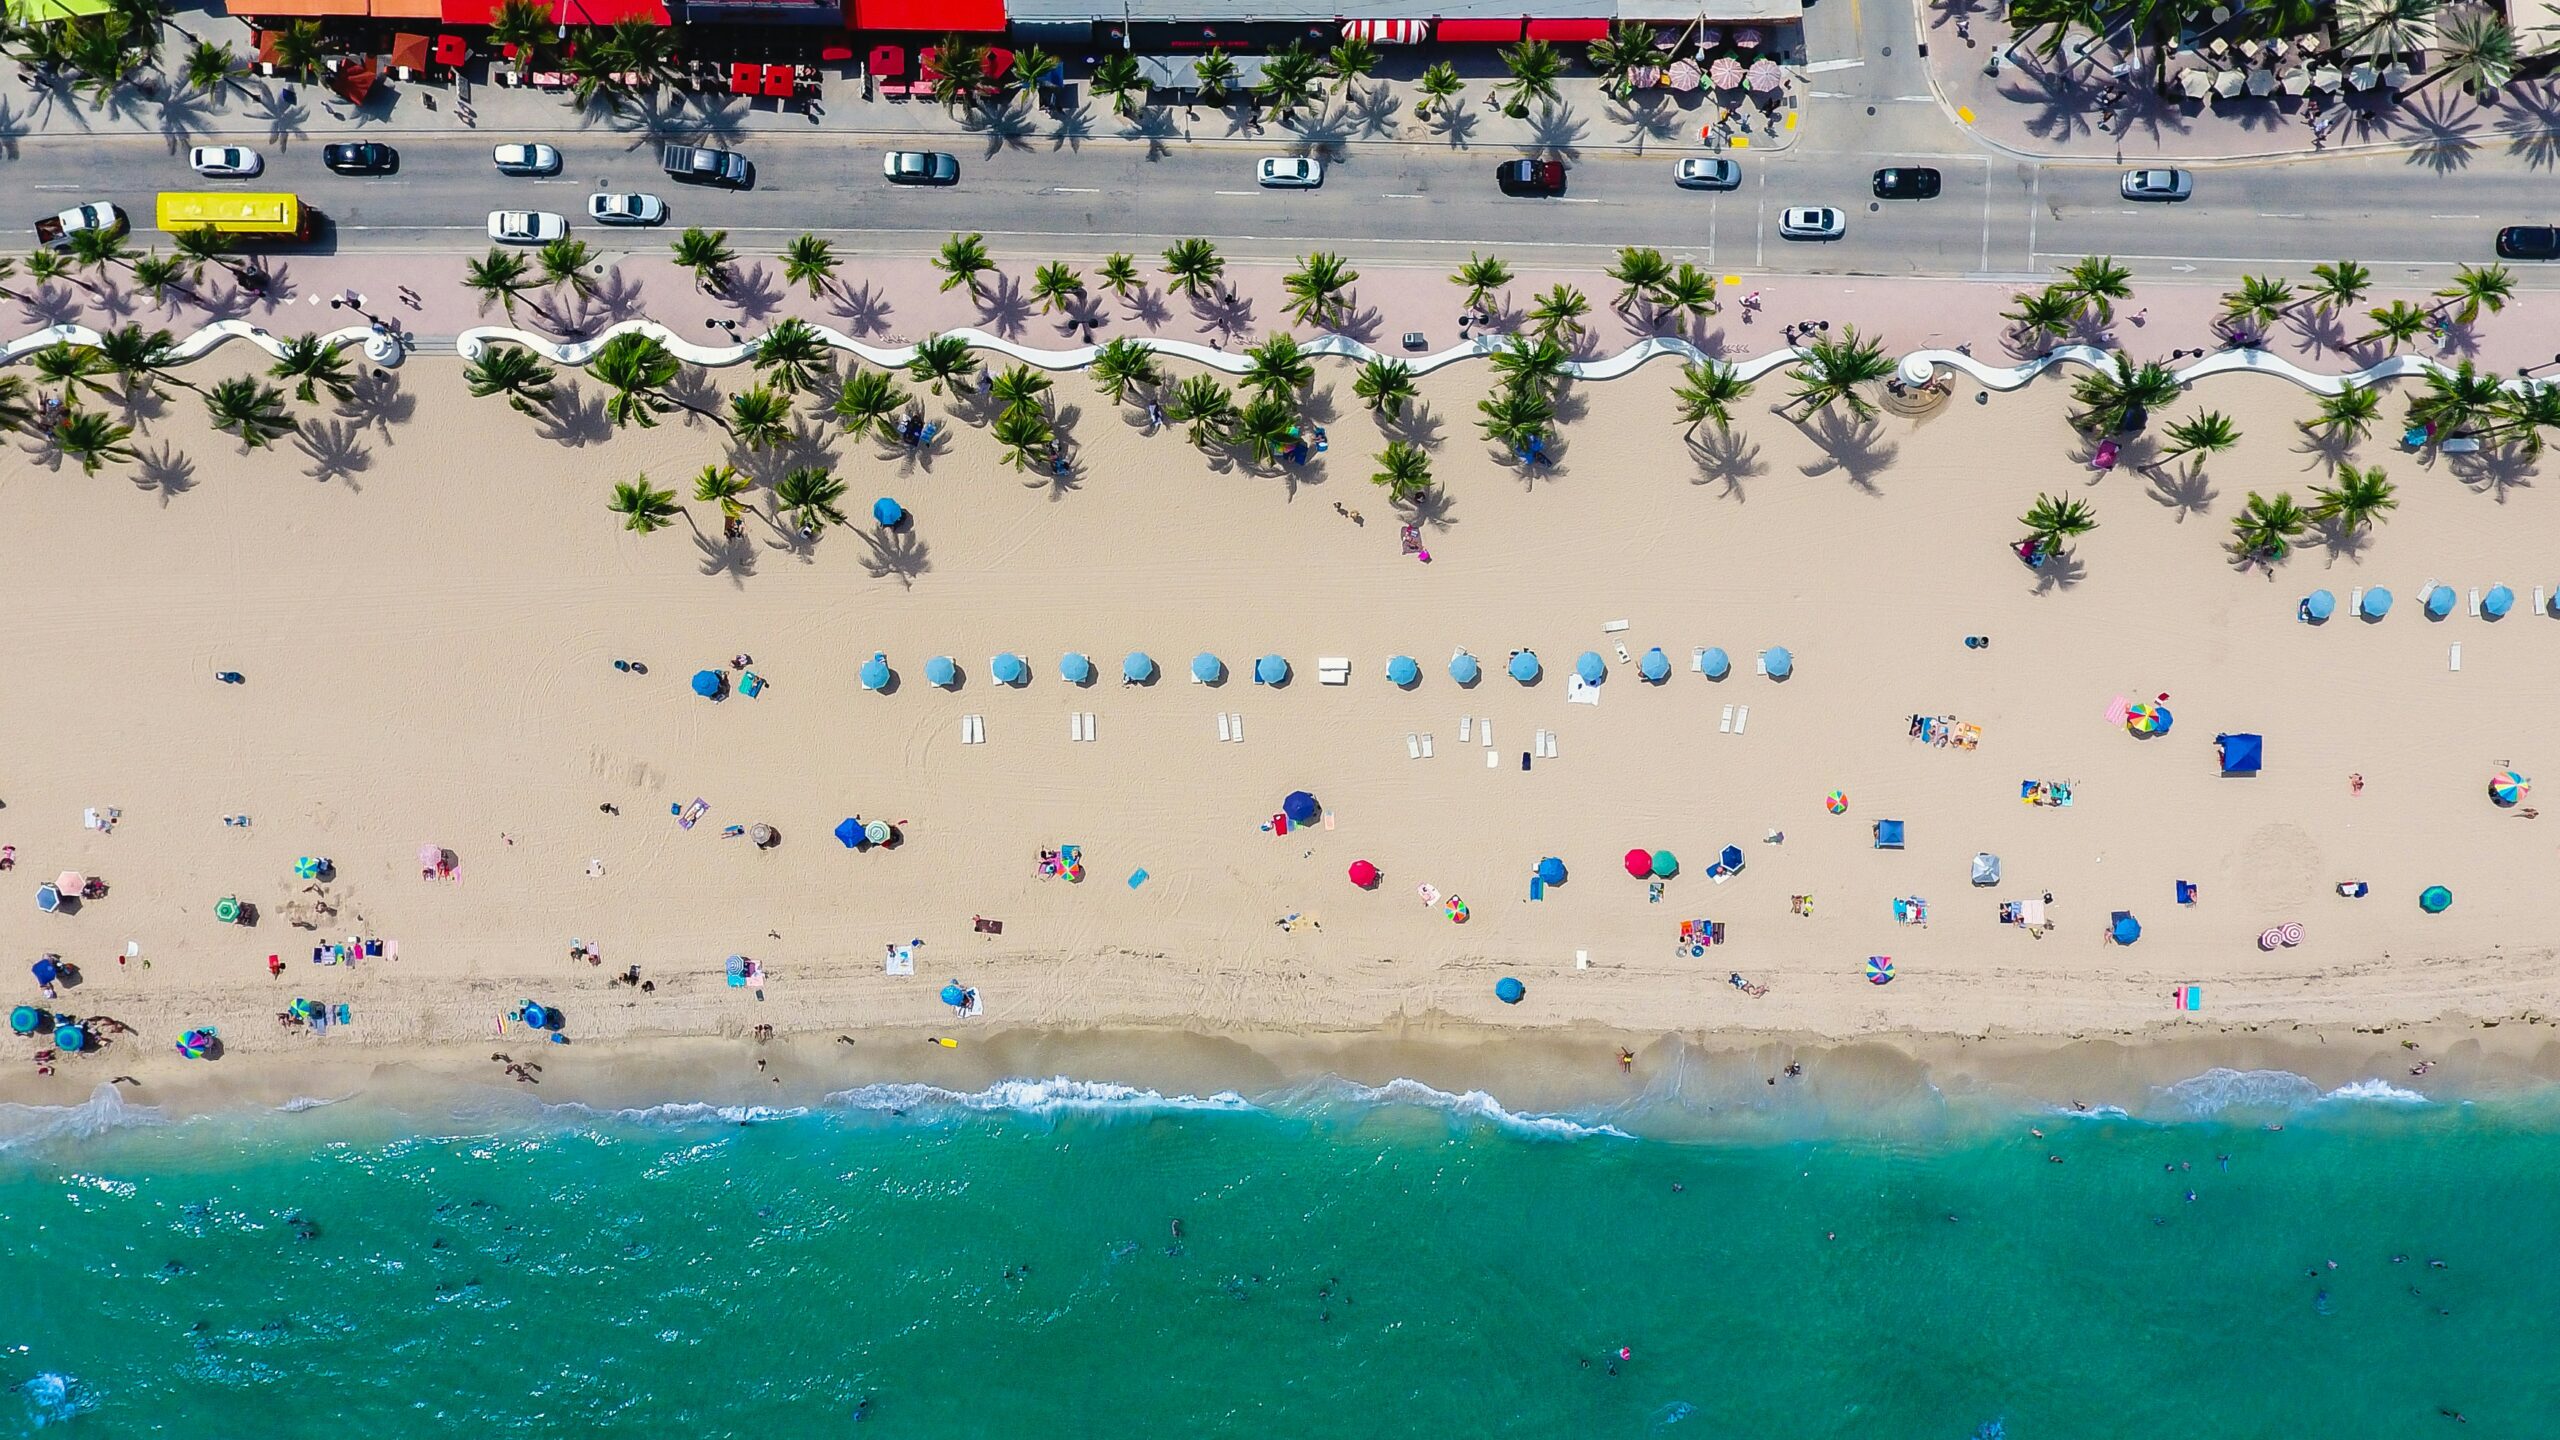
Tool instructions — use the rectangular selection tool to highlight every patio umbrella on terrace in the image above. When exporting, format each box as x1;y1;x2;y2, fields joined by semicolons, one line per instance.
1747;58;1782;92
1709;55;1744;88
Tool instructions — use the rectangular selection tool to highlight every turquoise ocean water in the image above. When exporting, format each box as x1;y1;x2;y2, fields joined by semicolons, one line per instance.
4;1066;2556;1437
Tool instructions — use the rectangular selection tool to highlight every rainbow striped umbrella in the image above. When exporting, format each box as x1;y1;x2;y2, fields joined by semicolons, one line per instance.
2125;701;2173;736
2490;769;2530;806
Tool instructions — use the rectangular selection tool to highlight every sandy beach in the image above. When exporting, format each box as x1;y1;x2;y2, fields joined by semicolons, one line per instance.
6;331;2560;1109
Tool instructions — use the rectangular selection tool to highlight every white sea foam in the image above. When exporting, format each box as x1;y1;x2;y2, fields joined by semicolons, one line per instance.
275;1094;352;1113
823;1077;1255;1119
2319;1078;2431;1106
0;1084;165;1153
2153;1067;2434;1118
1280;1076;1633;1141
546;1100;812;1127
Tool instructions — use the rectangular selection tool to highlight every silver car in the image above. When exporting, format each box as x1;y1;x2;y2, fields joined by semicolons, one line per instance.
1256;156;1324;189
587;192;667;226
1673;157;1741;191
188;145;263;178
1777;206;1846;240
2121;167;2193;201
487;210;567;244
882;150;959;184
493;142;563;176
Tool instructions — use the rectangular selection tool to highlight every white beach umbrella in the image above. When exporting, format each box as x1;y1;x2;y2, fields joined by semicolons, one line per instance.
2280;66;2309;95
2180;67;2214;99
2347;60;2378;90
2246;67;2277;96
2313;63;2343;91
2214;69;2247;98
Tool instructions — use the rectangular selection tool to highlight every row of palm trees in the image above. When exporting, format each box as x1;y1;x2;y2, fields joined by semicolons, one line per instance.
2006;0;2547;97
2018;461;2399;571
5;320;354;473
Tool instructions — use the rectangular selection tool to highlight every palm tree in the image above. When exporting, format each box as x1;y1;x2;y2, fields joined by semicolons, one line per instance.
1373;439;1434;500
1160;238;1225;300
1584;19;1657;98
773;466;849;533
2220;275;2294;337
536;237;599;304
1606;247;1672;313
181;38;241;100
1089;338;1162;406
1656;264;1720;322
52;408;136;475
64;224;137;289
0;376;34;436
587;331;682;430
2019;493;2099;548
906;334;976;394
2342;0;2439;57
2006;0;2100;57
727;385;793;450
1527;283;1590;342
1030;261;1084;316
594;17;678;94
129;253;194;307
693;464;751;529
2158;409;2242;467
29;342;113;404
2308;463;2399;531
1188;49;1237;107
1241;334;1314;402
752;318;832;396
1416;61;1465;118
2301;386;2382;443
464;343;556;416
1477;386;1556;454
1282;251;1359;329
671;227;734;295
1229;394;1298;466
2061;255;2135;322
1494;38;1564;115
781;234;838;300
1167;374;1236;450
1451;253;1512;315
2068;354;2181;434
1326;35;1378;93
488;0;551;75
1256;44;1322;119
934;232;995;296
203;377;297;449
266;19;325;82
2416;7;2516;94
833;368;910;441
990;364;1052;419
463;248;538;321
1491;334;1571;397
2005;287;2079;342
2432;262;2515;326
1672;361;1752;437
1353;358;1418;421
2228;490;2309;563
2407;358;2502;436
270;333;354;405
1783;327;1894;421
927;34;994;110
993;405;1058;470
170;225;243;284
1091;50;1147;117
608;476;682;535
2486;381;2560;456
2298;261;2373;315
2361;300;2431;352
94;323;190;399
1097;253;1142;300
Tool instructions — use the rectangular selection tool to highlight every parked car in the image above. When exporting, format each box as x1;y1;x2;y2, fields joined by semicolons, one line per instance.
1871;166;1940;199
1495;158;1566;196
1778;206;1846;240
1255;156;1324;189
2121;168;2193;201
1673;157;1741;191
189;145;262;178
662;143;752;188
488;210;567;244
321;142;397;175
587;192;667;226
882;150;960;184
2494;225;2559;260
492;143;562;176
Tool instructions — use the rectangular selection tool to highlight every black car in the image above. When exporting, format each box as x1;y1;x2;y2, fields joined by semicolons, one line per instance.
321;142;397;175
662;143;753;188
1495;158;1566;196
1871;167;1940;200
2495;225;2559;260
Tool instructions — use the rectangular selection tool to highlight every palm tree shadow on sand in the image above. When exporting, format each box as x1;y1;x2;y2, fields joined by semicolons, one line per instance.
854;525;932;587
1795;409;1896;493
1688;425;1764;500
694;527;759;585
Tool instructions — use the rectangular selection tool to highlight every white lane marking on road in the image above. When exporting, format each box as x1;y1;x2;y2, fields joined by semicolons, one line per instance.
1558;197;1599;204
1802;58;1867;72
1049;186;1100;194
2031;250;2480;268
2257;212;2306;219
2025;169;2040;272
2428;213;2481;219
1978;157;1993;273
1807;91;1853;99
1381;193;1424;199
1211;190;1255;196
1891;94;1936;102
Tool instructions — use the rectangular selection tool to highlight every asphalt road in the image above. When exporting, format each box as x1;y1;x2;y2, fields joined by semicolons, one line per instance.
17;128;2552;286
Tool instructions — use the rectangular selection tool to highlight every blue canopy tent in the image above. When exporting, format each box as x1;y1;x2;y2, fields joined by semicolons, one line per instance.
859;653;891;691
2215;732;2264;775
31;958;59;988
1575;651;1606;684
1874;819;1907;850
925;655;958;688
2485;584;2515;619
1764;646;1794;679
1719;844;1745;871
1059;652;1094;685
991;653;1027;686
1639;647;1670;682
834;818;867;848
2110;911;2142;945
1191;652;1223;684
2362;587;2394;619
940;983;968;1007
2303;588;2336;621
1123;652;1156;683
1508;650;1541;683
2424;585;2455;619
1450;652;1481;685
1701;647;1731;680
691;669;725;699
1495;976;1526;1004
1386;655;1419;687
1536;857;1567;885
871;496;904;527
1283;790;1319;824
1254;655;1289;686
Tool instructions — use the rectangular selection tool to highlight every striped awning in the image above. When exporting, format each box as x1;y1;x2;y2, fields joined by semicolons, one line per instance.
1341;18;1426;42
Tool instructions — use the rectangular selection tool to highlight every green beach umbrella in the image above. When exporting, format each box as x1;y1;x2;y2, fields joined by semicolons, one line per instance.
214;895;240;923
2419;885;2452;914
294;856;321;879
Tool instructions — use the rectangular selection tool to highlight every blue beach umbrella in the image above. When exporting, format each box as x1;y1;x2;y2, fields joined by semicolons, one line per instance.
31;958;58;988
2362;587;2394;619
925;655;957;688
1123;651;1155;683
1450;652;1481;685
860;653;891;691
691;669;724;699
871;496;904;527
2110;911;2142;945
34;885;59;914
1640;647;1670;682
1764;646;1794;678
1650;849;1679;879
2425;585;2455;618
865;819;891;845
1386;655;1420;687
834;818;865;848
940;983;967;1007
1059;652;1094;685
2485;584;2515;619
1509;650;1541;683
1701;647;1731;680
1720;844;1745;870
1494;977;1526;1005
1536;856;1567;885
1255;655;1288;685
2304;588;2336;621
1575;651;1606;684
1283;790;1319;824
1191;652;1223;684
991;652;1027;686
54;1024;85;1053
8;1005;39;1036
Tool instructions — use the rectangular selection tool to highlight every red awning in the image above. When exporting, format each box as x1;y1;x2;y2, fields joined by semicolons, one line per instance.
1432;18;1522;42
1342;18;1427;43
868;43;904;76
850;0;1002;32
439;0;497;23
433;32;468;65
1523;17;1611;39
555;0;667;22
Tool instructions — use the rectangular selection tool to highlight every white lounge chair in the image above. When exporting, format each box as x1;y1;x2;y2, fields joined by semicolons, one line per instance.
1218;713;1232;742
2469;587;2483;618
1719;705;1734;734
1734;706;1750;735
1420;734;1434;758
1408;733;1421;759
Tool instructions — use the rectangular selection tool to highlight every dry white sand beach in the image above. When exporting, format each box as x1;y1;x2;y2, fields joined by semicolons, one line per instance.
5;348;2559;1104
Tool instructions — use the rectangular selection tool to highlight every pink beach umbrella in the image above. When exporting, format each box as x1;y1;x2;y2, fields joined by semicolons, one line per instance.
1734;27;1764;47
56;870;84;897
1668;57;1701;91
1746;58;1782;93
418;844;449;877
1347;859;1380;888
1709;55;1744;89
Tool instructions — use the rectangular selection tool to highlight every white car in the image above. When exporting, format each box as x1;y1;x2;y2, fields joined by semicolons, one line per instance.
1256;156;1324;189
587;192;667;226
1673;157;1741;191
492;142;563;176
2121;167;2193;201
1777;206;1846;240
881;150;959;184
188;145;262;178
488;210;567;244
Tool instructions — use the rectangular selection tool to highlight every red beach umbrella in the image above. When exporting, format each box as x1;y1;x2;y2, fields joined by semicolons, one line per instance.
1347;860;1380;888
1624;848;1653;878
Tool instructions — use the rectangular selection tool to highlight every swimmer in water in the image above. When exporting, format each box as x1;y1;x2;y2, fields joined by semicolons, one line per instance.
854;1397;873;1422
